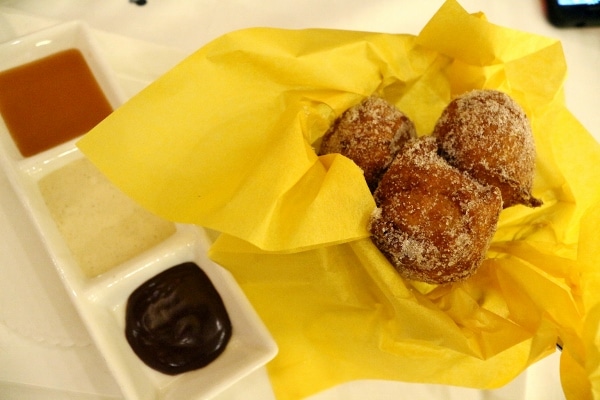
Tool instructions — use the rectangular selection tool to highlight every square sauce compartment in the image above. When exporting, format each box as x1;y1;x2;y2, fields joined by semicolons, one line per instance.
0;21;124;163
37;156;177;279
0;21;277;400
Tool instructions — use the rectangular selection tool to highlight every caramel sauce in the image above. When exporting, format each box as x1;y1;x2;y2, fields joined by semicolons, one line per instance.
0;49;113;157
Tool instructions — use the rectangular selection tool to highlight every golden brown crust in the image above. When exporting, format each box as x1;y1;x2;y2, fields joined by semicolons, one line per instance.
432;89;542;208
319;96;416;192
369;137;503;284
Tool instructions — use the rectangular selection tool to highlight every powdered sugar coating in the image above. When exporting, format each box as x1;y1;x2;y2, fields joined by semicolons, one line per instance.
369;137;502;284
433;89;541;208
319;96;417;192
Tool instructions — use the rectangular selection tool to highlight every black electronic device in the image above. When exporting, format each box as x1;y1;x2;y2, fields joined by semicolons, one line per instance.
545;0;600;27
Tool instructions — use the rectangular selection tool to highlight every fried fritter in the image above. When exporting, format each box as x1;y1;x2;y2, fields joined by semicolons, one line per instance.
433;89;542;208
319;96;416;192
369;137;502;284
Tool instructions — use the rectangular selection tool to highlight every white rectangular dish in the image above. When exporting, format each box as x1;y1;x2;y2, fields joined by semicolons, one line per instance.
0;21;277;400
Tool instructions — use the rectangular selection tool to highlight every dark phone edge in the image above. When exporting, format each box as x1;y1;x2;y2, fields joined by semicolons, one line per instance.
544;0;600;27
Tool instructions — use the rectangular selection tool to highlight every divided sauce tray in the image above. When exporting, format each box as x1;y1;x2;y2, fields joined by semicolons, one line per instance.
0;21;277;400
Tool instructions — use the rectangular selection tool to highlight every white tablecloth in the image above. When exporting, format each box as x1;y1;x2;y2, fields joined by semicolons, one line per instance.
0;1;598;399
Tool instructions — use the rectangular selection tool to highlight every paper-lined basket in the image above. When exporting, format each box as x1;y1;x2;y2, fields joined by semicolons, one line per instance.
78;1;600;399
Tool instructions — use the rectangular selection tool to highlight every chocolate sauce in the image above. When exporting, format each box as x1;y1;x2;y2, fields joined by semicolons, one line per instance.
125;262;232;375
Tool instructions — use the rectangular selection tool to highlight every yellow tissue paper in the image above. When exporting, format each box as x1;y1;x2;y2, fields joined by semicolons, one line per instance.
77;0;600;399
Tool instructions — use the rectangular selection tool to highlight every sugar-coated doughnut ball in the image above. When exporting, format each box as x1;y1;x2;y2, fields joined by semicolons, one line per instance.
369;137;502;284
319;96;416;192
433;89;542;208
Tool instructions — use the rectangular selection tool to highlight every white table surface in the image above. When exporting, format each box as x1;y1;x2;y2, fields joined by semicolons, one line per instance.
0;1;598;399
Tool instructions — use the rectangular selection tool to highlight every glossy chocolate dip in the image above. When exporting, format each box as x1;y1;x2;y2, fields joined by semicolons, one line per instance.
125;262;232;375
